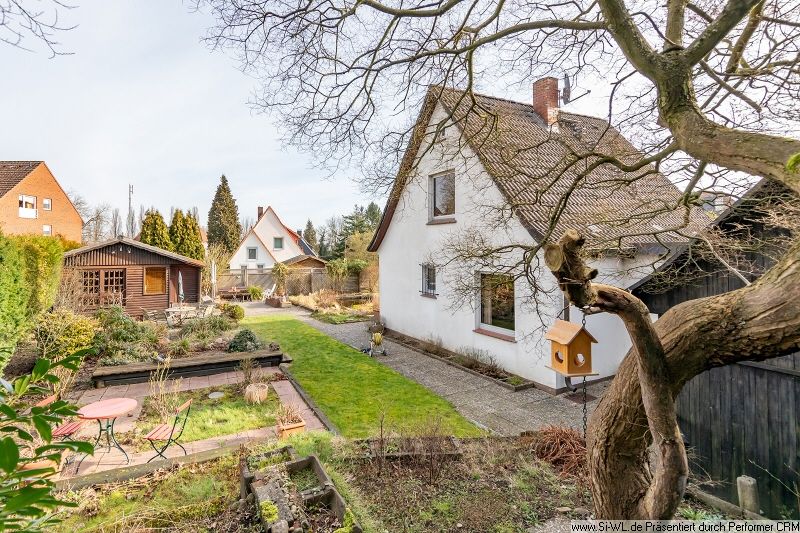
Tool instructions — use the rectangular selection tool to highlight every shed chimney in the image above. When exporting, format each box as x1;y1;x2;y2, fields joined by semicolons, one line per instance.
533;77;560;126
257;206;264;218
297;229;303;238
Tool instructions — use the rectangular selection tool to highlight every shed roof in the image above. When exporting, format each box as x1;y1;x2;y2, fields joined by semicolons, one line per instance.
0;161;41;197
282;254;326;267
64;237;205;267
544;319;598;345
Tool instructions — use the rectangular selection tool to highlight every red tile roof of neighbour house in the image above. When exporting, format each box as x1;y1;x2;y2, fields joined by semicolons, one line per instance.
368;87;710;252
0;161;42;197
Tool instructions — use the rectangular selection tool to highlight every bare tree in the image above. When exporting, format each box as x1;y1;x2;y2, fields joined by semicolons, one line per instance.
0;0;76;56
109;208;123;238
197;0;800;519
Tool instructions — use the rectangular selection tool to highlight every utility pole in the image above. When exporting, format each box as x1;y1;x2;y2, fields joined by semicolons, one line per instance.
126;184;136;237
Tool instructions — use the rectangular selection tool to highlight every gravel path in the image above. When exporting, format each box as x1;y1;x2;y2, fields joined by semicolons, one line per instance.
241;301;608;435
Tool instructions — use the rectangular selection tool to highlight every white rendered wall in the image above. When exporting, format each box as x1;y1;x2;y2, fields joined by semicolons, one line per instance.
376;103;658;391
229;208;304;269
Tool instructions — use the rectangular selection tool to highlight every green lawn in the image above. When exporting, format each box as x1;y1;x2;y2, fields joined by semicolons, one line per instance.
244;314;482;438
124;384;279;449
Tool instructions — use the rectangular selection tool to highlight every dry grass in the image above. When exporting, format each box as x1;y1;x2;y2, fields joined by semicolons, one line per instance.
148;361;183;423
529;425;587;479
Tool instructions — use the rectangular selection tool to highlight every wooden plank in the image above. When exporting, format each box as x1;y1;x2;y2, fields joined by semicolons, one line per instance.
92;349;284;377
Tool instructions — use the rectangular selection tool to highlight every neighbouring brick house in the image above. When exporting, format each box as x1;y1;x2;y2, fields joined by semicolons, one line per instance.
0;161;83;242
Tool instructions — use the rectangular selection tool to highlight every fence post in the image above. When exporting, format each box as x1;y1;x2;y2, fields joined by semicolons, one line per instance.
241;265;248;288
737;475;760;514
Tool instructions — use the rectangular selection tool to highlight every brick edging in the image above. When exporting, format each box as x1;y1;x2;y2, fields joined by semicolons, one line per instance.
279;363;340;435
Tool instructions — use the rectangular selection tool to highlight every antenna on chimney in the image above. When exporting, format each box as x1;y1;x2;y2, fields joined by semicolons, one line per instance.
561;74;572;104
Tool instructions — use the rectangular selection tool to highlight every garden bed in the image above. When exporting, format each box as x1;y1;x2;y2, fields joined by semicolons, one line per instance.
290;290;374;323
266;296;293;308
384;329;537;392
91;348;288;387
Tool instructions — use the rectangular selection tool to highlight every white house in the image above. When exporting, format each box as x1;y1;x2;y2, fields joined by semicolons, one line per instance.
368;79;708;393
229;206;319;270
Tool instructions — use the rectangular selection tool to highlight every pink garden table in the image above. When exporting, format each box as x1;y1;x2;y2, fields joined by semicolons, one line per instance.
77;397;138;465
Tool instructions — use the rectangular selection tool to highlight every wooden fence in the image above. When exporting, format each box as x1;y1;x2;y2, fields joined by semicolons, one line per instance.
216;267;360;296
677;352;799;518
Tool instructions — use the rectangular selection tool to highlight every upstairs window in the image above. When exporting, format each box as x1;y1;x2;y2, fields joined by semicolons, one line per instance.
18;195;36;218
479;274;515;332
431;172;455;218
421;264;437;297
43;198;52;211
247;247;258;260
274;237;284;250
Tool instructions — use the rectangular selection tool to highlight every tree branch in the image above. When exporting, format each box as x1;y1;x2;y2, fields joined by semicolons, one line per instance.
683;0;763;64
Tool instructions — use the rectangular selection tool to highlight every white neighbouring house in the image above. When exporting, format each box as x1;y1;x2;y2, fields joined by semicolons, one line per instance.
368;79;709;393
229;206;320;270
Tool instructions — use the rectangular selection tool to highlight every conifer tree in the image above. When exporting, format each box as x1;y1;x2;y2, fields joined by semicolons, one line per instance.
139;209;172;251
207;175;242;255
365;201;382;229
303;219;318;253
170;209;205;260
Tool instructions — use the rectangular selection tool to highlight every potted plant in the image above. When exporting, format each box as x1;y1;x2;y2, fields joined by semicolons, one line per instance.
275;403;305;439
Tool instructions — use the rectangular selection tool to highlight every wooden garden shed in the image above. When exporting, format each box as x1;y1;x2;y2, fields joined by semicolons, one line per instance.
63;237;204;319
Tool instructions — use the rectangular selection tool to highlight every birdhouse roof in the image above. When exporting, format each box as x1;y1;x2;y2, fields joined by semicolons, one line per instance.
545;319;598;345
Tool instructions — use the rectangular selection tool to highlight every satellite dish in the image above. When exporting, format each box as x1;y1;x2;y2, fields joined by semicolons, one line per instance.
562;74;572;104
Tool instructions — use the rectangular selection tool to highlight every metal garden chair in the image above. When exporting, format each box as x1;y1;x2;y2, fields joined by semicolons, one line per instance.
144;399;193;462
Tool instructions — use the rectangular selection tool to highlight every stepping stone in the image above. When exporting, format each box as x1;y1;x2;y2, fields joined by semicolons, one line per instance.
208;391;225;400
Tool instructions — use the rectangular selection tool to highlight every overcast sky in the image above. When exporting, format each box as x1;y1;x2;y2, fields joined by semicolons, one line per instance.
0;1;376;231
1;1;614;232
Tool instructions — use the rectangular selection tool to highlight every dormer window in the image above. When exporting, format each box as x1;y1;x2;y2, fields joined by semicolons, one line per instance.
430;171;455;219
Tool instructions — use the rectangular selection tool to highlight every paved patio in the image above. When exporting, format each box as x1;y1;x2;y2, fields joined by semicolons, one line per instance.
60;367;325;479
238;301;608;435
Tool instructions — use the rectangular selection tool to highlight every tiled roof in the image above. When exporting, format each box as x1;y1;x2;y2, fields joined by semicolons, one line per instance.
369;88;710;251
0;161;41;197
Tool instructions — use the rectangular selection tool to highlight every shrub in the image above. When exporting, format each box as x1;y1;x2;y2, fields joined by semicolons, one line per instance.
93;306;163;363
228;329;263;352
0;233;31;370
271;262;290;296
15;235;64;318
180;315;235;337
168;337;190;356
33;310;97;360
247;285;264;300
222;303;244;320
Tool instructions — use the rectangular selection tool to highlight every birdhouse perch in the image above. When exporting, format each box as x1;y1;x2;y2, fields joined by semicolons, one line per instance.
545;319;598;377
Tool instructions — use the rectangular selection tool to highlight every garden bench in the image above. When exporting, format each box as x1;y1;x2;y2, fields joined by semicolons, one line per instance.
34;395;86;440
144;399;192;462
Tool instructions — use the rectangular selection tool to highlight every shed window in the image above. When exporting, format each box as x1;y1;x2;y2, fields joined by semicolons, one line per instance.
247;247;257;260
273;237;284;250
479;274;515;332
144;267;167;295
431;172;455;218
421;264;437;297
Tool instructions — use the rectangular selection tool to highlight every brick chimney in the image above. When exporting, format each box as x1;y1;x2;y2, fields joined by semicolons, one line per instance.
257;206;264;218
533;77;560;126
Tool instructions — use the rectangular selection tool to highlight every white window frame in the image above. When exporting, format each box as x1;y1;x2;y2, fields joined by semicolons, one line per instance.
476;273;516;335
42;198;52;211
42;224;52;236
247;247;258;260
18;195;37;219
273;237;284;250
429;171;456;220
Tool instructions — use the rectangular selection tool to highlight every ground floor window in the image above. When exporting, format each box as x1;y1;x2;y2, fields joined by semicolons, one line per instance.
479;274;515;331
144;267;167;295
42;224;52;236
80;269;126;307
421;264;437;297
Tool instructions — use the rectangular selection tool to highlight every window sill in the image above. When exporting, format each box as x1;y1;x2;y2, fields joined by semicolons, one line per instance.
420;293;437;299
473;327;516;343
427;217;456;225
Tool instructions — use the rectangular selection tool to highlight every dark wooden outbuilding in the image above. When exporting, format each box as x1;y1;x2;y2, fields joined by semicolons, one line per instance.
63;237;204;319
630;180;799;518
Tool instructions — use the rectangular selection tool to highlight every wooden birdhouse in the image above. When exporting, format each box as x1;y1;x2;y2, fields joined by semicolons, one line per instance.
545;319;598;377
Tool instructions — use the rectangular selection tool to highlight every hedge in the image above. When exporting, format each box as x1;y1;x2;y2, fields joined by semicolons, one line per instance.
0;233;64;373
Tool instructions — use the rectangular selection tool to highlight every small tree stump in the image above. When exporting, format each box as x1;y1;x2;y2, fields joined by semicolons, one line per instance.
244;383;270;404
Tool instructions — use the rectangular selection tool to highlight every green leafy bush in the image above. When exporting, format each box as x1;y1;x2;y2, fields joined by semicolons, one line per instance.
271;262;289;296
0;233;31;371
227;329;263;352
93;306;164;365
222;303;244;320
180;315;235;337
168;337;190;357
0;351;94;531
247;285;264;300
33;310;97;360
15;235;64;319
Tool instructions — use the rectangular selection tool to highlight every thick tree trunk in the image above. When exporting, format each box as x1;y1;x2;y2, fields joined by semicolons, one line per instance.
546;231;800;519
